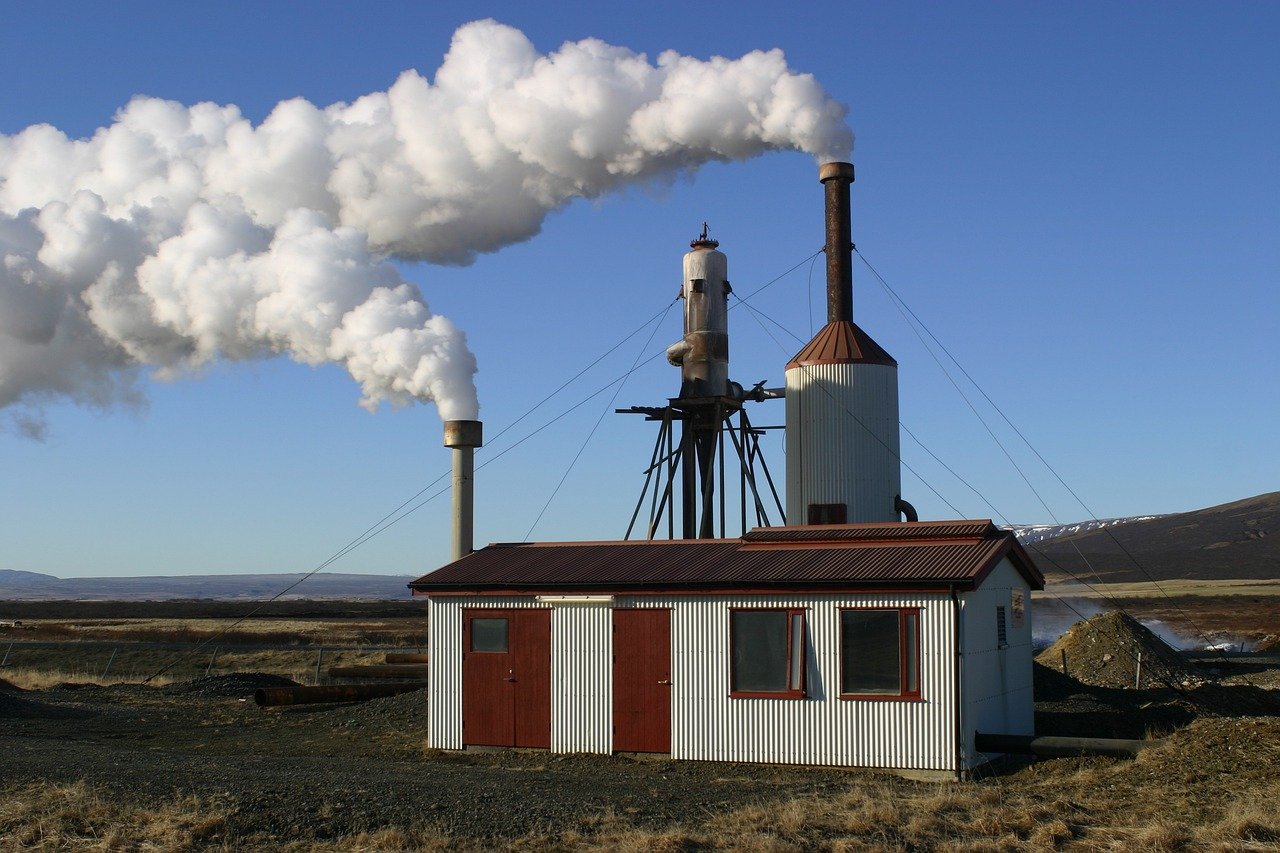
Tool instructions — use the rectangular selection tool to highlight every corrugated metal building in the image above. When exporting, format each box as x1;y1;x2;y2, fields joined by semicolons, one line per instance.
409;520;1043;776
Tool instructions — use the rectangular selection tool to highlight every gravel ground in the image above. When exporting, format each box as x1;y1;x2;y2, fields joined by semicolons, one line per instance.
0;675;862;844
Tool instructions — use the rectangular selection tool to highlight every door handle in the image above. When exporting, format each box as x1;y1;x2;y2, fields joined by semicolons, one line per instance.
504;670;516;683
658;679;671;685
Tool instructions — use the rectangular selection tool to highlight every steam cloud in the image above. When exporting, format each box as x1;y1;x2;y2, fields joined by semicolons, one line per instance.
0;19;852;432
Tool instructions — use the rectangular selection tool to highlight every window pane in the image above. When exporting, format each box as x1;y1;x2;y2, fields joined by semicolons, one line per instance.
841;610;901;694
471;618;508;652
904;612;919;694
732;610;788;692
789;614;805;690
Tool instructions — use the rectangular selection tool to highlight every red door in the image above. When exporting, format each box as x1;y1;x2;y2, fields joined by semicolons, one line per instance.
462;609;550;748
613;608;672;753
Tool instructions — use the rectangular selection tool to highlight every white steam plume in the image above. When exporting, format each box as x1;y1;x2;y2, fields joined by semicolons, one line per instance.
0;19;852;433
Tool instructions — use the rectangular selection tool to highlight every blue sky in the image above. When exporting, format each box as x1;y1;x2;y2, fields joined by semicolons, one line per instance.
2;1;1276;579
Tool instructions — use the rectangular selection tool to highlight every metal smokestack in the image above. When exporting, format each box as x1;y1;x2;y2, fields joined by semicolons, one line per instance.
785;161;903;526
820;161;855;323
666;227;732;399
443;420;482;561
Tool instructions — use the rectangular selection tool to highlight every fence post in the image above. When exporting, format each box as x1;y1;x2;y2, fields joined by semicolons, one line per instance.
1060;648;1068;677
314;648;324;685
101;647;118;680
1134;650;1143;689
0;641;12;668
205;646;220;677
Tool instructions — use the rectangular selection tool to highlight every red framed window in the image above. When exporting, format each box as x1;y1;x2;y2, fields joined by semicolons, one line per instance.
839;608;921;700
730;608;807;698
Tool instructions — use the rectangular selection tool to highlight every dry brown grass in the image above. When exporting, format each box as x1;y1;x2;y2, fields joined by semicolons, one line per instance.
0;781;229;851
0;667;177;690
4;757;1280;852
0;647;385;689
5;616;424;647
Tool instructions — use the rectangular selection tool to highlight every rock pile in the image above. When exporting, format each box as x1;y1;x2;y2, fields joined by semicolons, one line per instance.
1036;610;1207;690
163;673;298;699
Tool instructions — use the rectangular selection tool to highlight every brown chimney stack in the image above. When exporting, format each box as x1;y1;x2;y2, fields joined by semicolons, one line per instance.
819;161;855;324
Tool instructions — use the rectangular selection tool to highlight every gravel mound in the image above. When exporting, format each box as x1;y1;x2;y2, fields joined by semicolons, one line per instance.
1037;611;1208;690
1258;634;1280;653
1;689;97;720
164;673;299;699
1134;717;1280;785
0;692;51;719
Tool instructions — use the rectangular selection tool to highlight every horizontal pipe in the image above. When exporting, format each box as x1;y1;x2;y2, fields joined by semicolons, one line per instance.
327;664;430;680
975;732;1154;758
254;683;424;708
383;652;430;664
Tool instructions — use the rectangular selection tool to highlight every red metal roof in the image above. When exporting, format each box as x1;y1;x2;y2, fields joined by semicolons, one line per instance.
786;321;897;370
409;521;1044;594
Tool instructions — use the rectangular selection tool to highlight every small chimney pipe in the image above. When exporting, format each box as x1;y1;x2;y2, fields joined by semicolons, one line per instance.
820;161;855;324
443;420;482;561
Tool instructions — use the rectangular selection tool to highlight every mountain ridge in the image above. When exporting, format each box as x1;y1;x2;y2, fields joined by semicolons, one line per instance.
1023;492;1279;583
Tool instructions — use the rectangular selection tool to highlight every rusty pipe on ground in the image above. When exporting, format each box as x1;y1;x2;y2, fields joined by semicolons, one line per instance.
327;664;430;680
254;682;424;708
975;732;1155;758
383;652;430;664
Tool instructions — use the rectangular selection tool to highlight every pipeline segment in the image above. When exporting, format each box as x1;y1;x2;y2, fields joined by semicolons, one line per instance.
327;664;430;680
975;732;1154;758
383;653;430;664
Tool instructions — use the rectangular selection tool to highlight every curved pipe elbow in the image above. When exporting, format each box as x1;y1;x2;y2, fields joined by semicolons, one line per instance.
895;494;919;523
666;340;690;367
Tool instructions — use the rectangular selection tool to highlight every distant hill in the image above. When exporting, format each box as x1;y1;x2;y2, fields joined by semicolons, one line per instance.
0;570;417;601
1025;492;1280;583
1010;515;1170;546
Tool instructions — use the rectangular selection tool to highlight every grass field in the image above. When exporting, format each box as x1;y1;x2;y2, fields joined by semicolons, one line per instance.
0;647;391;690
0;601;426;688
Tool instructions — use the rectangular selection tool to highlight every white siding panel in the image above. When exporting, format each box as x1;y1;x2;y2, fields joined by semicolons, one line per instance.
550;604;612;754
625;594;957;771
961;559;1036;766
426;596;461;749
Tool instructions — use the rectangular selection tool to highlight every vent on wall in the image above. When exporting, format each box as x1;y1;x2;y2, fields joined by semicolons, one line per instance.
808;503;848;525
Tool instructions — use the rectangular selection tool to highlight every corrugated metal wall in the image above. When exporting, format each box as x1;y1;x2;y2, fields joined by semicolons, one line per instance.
785;362;902;524
426;597;612;752
425;595;461;749
549;603;612;753
426;596;547;750
960;558;1036;765
627;593;956;770
428;592;962;770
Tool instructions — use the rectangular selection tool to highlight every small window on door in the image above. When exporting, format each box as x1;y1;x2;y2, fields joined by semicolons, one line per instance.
470;618;509;652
